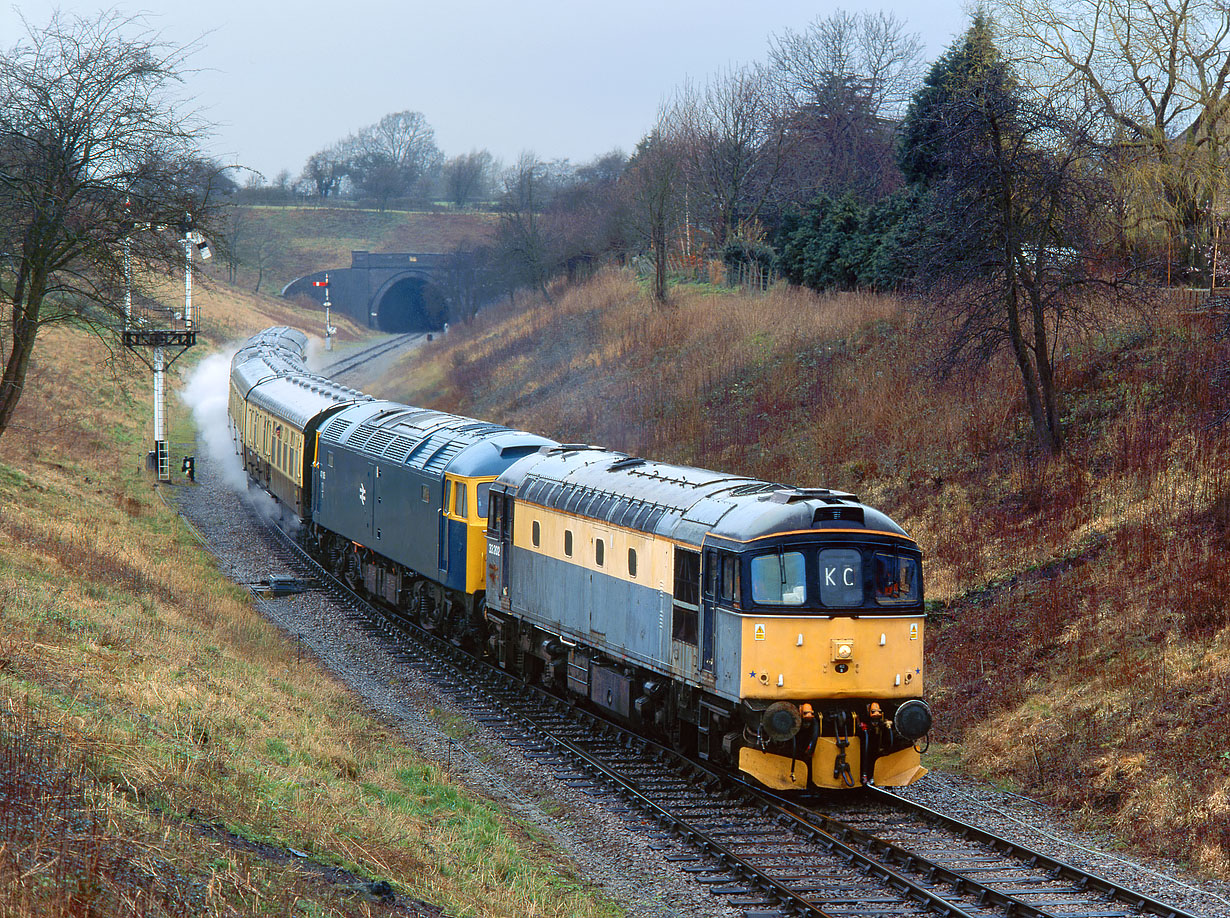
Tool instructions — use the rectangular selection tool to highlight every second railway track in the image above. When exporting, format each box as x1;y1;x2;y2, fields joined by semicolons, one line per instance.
232;500;1204;918
315;331;424;380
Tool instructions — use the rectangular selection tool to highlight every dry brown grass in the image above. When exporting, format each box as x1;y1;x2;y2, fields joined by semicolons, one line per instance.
386;268;1230;877
0;310;618;914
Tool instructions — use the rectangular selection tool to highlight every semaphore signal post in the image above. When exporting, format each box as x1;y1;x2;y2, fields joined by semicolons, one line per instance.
122;211;211;481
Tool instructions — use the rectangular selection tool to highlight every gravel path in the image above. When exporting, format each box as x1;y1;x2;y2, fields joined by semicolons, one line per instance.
169;370;1230;918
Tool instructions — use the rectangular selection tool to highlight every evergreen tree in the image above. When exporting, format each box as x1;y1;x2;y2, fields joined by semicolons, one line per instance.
900;14;1117;453
897;14;1005;187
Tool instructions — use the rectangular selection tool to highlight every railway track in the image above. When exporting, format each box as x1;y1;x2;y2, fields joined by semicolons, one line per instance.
243;506;1202;918
315;332;423;380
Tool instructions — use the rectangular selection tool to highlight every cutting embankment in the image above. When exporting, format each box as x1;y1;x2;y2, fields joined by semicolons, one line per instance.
384;268;1230;876
0;279;620;917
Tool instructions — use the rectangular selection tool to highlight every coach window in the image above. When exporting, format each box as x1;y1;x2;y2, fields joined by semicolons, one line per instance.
564;530;573;557
532;520;541;547
628;548;637;578
595;538;605;567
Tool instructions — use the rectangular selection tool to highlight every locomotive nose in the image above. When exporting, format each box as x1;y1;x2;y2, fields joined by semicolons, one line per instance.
893;699;932;740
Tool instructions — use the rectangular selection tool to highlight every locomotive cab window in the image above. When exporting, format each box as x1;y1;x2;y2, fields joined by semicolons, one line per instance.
532;520;541;547
454;482;467;518
595;538;605;567
628;548;637;578
564;529;573;556
476;481;491;519
874;553;920;604
751;551;806;606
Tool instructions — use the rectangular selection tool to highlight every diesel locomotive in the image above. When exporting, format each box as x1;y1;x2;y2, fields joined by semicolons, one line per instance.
229;327;932;790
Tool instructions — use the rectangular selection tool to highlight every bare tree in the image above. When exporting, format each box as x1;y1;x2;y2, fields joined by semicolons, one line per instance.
671;65;792;248
623;124;685;303
494;152;566;300
996;0;1230;279
347;110;441;210
0;11;222;443
769;9;924;120
300;142;349;199
907;14;1121;454
443;149;495;208
768;10;922;206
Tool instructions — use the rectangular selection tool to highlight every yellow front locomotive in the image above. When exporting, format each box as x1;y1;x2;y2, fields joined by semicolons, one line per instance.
486;446;931;792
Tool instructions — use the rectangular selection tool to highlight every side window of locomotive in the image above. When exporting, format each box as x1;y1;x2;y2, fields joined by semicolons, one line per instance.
421;484;429;503
720;554;738;603
488;493;502;532
627;548;637;579
873;553;920;604
476;481;491;520
595;538;605;567
532;520;541;547
564;529;573;556
454;482;467;518
703;550;722;598
328;451;334;468
750;552;806;606
819;548;863;607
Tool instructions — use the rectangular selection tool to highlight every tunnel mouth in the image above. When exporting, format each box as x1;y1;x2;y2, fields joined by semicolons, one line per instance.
374;276;446;332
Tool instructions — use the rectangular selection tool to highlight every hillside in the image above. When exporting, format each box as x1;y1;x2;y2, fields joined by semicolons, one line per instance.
225;206;496;295
376;270;1230;876
0;277;621;916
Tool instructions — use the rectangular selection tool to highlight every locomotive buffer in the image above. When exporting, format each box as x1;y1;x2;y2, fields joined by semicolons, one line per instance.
122;214;211;481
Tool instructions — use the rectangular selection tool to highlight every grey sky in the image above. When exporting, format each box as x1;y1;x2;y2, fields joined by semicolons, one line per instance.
2;1;970;182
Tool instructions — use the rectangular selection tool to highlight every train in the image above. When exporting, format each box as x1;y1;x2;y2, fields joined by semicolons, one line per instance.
228;327;932;791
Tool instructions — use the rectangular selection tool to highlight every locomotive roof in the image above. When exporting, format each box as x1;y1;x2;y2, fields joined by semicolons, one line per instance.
501;445;911;548
231;327;372;429
318;400;555;476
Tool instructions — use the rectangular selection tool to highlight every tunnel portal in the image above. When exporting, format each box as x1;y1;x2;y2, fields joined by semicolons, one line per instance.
373;275;447;332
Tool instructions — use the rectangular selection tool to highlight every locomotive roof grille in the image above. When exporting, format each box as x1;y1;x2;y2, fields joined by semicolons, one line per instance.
321;417;352;438
421;440;464;472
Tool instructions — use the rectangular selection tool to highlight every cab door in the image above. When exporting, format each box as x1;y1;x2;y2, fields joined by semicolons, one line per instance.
700;548;719;675
485;488;513;609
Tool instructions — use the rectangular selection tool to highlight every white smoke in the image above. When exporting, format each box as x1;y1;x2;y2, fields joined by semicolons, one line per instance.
179;347;281;520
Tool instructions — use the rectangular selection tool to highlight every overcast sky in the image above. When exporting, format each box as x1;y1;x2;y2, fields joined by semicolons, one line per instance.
2;1;972;182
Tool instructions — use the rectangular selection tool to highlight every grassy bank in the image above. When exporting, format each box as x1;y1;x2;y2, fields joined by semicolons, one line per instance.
381;269;1230;875
0;315;619;915
224;207;496;295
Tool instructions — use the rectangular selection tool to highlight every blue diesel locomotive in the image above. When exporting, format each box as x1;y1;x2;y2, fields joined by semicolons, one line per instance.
229;327;932;790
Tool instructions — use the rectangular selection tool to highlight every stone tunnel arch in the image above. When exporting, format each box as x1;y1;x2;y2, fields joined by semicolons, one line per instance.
371;273;448;332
